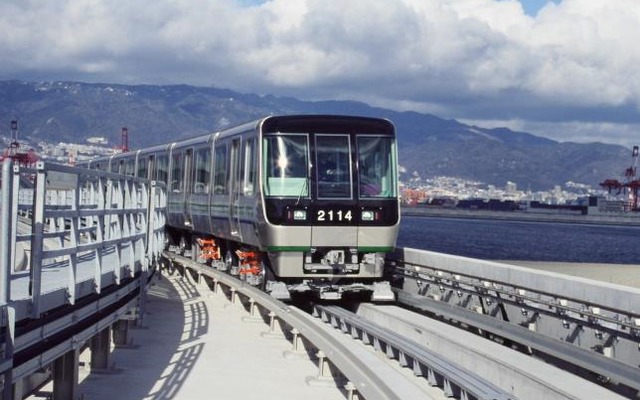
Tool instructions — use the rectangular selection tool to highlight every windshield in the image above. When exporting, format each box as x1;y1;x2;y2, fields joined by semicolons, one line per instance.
358;136;397;199
316;134;352;199
263;135;309;197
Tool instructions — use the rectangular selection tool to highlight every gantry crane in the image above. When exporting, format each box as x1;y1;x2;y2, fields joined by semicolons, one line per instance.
600;145;640;211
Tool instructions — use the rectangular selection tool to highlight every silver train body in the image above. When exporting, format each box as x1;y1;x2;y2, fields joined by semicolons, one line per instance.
84;115;400;300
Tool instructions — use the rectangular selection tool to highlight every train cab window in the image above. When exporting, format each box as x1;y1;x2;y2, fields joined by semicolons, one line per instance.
156;155;169;184
170;152;183;192
213;145;228;195
194;148;211;193
243;138;256;196
357;136;398;199
316;135;352;199
263;135;309;197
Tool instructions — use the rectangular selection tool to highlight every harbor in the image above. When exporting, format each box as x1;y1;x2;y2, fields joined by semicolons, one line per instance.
401;206;640;226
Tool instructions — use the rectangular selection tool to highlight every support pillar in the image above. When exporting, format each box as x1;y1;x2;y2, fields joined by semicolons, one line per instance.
52;349;79;400
10;377;24;400
112;319;131;348
90;327;111;371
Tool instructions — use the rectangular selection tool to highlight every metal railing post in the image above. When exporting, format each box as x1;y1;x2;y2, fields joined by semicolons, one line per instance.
29;162;46;318
1;160;13;304
1;160;16;400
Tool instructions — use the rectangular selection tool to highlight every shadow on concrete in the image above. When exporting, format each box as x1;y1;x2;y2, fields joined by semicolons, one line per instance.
76;272;210;400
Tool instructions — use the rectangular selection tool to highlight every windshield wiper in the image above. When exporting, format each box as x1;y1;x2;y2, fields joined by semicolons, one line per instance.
295;175;309;206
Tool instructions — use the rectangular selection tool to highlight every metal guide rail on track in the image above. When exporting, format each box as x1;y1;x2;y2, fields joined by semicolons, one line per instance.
387;247;640;396
164;251;429;400
314;305;517;400
0;160;167;398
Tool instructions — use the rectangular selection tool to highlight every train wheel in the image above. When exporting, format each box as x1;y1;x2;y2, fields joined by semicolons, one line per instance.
165;227;181;252
191;236;201;263
225;249;238;274
179;235;191;258
261;259;276;291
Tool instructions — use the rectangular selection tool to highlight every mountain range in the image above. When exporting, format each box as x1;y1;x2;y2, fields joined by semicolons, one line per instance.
0;80;631;191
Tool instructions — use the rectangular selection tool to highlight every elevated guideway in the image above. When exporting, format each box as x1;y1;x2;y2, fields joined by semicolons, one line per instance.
2;159;639;400
0;160;166;400
74;251;636;400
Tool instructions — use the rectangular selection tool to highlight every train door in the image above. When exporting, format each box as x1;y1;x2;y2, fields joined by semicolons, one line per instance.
228;138;242;240
184;148;194;226
168;149;184;228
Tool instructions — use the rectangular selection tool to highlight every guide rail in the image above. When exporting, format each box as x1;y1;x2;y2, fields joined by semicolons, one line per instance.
387;247;640;395
314;305;516;400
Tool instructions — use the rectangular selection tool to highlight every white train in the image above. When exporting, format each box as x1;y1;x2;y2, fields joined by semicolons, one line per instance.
84;115;400;300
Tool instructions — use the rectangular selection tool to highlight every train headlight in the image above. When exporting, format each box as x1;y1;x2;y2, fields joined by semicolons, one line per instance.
361;210;375;221
293;210;307;220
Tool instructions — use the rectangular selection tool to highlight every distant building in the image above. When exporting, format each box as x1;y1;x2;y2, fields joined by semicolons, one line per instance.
86;137;108;145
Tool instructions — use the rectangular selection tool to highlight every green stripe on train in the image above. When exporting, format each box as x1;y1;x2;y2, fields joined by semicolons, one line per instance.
265;246;395;252
265;246;311;252
357;247;395;252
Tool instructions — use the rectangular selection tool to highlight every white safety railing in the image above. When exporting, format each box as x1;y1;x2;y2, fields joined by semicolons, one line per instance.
0;160;166;319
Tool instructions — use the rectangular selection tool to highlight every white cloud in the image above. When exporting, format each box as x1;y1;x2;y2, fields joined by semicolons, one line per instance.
1;0;639;145
459;117;640;147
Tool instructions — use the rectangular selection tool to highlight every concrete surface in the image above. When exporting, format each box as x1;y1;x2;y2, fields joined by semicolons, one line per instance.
502;261;640;288
30;272;346;400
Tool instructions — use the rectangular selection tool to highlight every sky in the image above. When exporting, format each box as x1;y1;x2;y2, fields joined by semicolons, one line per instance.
1;0;639;147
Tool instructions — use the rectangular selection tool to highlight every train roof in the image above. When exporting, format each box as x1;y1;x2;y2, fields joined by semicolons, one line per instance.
88;115;395;161
259;114;395;135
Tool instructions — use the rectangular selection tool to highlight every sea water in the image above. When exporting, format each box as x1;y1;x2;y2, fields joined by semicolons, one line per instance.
397;215;640;264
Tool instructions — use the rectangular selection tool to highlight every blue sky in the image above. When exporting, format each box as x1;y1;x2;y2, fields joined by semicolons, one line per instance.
519;0;561;16
0;0;639;146
235;0;561;16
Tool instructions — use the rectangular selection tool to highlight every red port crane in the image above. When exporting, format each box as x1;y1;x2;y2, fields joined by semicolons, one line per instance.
0;120;38;166
600;145;640;211
114;127;129;153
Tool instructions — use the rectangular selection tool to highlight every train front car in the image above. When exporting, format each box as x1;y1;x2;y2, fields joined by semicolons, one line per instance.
257;115;400;301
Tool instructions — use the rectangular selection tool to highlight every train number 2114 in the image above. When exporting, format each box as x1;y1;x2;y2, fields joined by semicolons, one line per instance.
317;209;353;222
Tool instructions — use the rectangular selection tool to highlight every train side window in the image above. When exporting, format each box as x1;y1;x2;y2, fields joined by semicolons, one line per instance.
137;157;148;178
156;155;169;184
170;152;183;192
214;144;228;195
243;138;256;196
194;147;211;193
124;159;135;176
